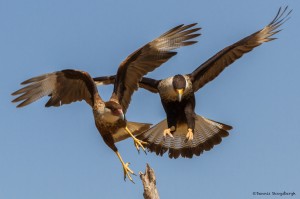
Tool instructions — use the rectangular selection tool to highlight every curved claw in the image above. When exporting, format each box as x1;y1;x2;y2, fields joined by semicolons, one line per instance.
123;162;136;183
134;138;148;154
125;126;148;153
185;128;193;141
163;128;174;138
115;151;136;183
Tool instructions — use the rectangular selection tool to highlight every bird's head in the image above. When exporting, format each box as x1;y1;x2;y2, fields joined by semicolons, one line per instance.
172;74;186;102
103;101;125;122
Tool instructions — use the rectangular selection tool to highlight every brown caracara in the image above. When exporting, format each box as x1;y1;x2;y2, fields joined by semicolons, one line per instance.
94;7;291;159
11;23;201;182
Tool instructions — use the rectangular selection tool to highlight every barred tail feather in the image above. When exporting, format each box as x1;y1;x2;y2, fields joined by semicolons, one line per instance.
137;115;232;159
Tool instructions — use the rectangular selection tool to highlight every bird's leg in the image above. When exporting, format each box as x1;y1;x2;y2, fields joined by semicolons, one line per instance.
186;128;194;141
125;126;148;153
163;102;177;139
163;126;175;138
115;151;136;183
184;100;195;142
99;132;135;182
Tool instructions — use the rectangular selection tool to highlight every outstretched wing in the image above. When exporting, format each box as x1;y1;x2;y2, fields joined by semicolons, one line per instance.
189;6;291;92
12;69;100;108
111;23;201;113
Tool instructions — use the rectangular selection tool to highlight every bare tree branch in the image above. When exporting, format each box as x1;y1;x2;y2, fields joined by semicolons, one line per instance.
139;164;160;199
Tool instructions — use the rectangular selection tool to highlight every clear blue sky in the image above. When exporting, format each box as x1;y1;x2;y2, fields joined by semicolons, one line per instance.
1;0;299;198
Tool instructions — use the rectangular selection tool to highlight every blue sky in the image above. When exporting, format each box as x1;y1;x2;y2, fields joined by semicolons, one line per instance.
1;0;299;198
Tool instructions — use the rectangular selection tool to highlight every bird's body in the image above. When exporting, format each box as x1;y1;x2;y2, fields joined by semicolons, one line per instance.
157;75;195;131
137;74;232;159
92;100;125;151
12;24;201;182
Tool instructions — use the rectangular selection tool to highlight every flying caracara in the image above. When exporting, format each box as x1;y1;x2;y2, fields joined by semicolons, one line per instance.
94;7;291;159
12;23;201;182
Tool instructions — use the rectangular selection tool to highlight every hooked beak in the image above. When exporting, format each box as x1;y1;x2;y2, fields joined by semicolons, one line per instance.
176;89;184;102
118;109;125;120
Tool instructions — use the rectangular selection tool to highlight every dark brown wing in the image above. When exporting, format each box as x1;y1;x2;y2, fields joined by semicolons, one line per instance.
139;77;160;93
189;6;291;92
94;75;159;93
12;69;101;107
111;23;201;113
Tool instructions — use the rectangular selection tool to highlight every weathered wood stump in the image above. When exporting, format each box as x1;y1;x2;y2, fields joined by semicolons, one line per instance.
139;164;160;199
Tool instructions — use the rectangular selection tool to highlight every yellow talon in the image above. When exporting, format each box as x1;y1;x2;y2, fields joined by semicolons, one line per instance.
163;128;174;138
122;162;135;183
125;126;148;153
186;128;193;141
134;139;148;152
116;151;136;183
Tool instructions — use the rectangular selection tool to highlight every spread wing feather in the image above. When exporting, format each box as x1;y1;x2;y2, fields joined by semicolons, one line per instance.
12;69;100;107
190;6;291;92
111;23;201;113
